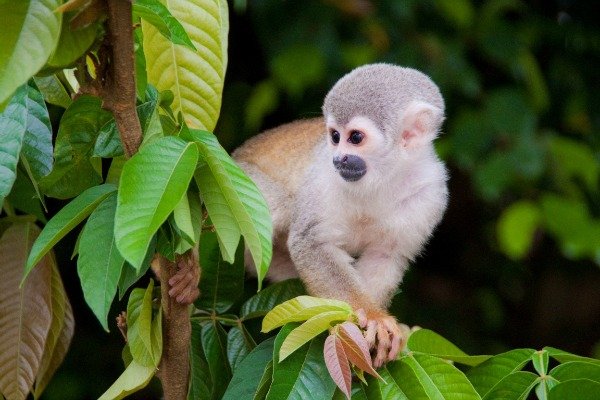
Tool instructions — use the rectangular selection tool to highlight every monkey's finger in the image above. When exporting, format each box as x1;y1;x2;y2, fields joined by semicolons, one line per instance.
387;330;402;361
356;309;368;327
374;338;389;368
176;284;199;304
365;320;378;347
168;271;196;297
169;266;191;285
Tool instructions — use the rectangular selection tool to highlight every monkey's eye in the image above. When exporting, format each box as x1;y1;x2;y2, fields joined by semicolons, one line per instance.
348;130;364;145
331;130;340;144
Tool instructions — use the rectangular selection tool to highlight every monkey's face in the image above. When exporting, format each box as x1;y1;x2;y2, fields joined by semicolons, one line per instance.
326;116;387;183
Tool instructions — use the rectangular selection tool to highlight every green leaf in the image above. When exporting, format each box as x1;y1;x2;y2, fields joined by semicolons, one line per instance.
97;360;155;400
173;193;195;248
33;75;72;109
189;321;212;400
22;80;53;182
548;136;599;192
550;361;600;383
532;349;549;376
94;91;162;158
262;296;353;333
407;329;491;366
117;238;155;300
24;183;117;281
6;170;47;223
280;310;350;361
195;231;245;313
46;11;98;68
77;192;124;331
134;29;148;100
0;0;62;104
39;96;112;199
265;323;336;400
185;129;272;287
466;349;535;397
0;84;28;206
202;321;232;400
388;354;481;400
481;371;539;400
127;280;160;367
496;201;542;260
222;337;275;400
548;379;600;400
545;347;600;365
115;136;198;270
240;279;306;320
226;325;256;373
141;0;228;130
133;0;196;50
363;367;409;400
254;360;274;400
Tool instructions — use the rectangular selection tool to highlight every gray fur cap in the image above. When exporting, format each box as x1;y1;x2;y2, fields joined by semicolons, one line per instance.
322;64;445;132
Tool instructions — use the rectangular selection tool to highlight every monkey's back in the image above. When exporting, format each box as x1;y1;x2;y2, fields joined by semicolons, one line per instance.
232;118;325;194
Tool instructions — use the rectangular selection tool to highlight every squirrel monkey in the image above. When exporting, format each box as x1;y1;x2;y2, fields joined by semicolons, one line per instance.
232;64;448;367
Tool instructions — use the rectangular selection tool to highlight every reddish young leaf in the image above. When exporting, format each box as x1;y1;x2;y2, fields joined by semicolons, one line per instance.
338;321;381;379
324;334;352;400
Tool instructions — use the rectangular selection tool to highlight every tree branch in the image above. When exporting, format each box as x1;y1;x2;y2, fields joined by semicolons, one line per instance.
157;254;195;399
100;0;142;157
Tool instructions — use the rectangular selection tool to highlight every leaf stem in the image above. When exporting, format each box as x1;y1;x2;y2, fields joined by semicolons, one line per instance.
2;200;16;217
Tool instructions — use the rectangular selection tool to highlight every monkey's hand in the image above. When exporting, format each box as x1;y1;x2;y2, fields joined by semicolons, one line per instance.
167;255;200;304
356;308;408;368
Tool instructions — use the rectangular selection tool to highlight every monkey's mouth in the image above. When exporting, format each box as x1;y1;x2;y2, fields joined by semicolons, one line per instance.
337;167;367;182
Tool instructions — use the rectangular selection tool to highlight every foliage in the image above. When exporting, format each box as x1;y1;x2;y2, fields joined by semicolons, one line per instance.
0;0;598;399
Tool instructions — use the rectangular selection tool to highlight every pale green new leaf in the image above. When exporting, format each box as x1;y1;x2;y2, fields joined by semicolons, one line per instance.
0;0;62;104
77;193;125;331
388;354;481;400
97;360;155;400
262;296;353;333
24;183;117;281
127;281;157;368
407;329;490;366
115;136;198;270
141;0;228;130
185;129;272;287
0;84;27;206
545;346;600;365
280;310;351;361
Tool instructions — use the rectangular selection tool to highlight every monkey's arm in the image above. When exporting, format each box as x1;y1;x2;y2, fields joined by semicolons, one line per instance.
288;212;404;367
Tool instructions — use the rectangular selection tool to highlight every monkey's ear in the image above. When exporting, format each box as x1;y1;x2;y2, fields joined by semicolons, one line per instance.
399;100;444;149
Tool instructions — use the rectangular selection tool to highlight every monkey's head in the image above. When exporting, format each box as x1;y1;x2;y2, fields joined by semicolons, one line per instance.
322;64;445;184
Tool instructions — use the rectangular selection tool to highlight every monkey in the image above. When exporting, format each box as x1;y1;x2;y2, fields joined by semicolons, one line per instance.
231;64;449;367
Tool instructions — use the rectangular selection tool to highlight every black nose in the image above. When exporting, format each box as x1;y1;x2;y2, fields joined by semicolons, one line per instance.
333;154;364;170
332;154;367;181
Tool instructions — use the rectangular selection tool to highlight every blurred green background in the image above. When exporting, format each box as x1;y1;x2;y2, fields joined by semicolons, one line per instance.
43;0;600;398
